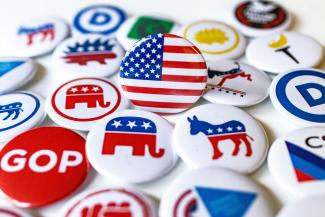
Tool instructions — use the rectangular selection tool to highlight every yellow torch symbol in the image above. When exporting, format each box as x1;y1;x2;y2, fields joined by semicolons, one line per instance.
268;34;300;64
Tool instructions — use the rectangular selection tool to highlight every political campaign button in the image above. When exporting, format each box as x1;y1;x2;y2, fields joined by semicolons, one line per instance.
86;109;177;183
61;188;157;217
116;15;180;50
276;195;325;217
173;103;268;173
46;77;129;131
180;20;247;61
0;207;33;217
203;60;271;107
0;58;37;94
270;69;325;126
231;0;291;37
268;126;325;196
246;32;323;74
0;92;46;143
9;17;69;57
73;5;127;36
160;167;274;217
118;33;207;114
52;35;124;78
0;126;89;208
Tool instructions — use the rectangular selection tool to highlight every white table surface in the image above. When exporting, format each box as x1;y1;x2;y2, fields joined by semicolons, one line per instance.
0;0;324;216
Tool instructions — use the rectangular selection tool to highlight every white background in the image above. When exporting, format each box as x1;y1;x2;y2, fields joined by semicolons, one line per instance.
0;0;324;216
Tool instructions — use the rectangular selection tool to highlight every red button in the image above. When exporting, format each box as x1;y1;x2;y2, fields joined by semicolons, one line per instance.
0;126;89;208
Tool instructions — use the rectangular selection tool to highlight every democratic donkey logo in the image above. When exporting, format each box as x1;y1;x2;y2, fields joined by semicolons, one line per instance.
18;23;55;46
0;102;23;121
102;116;165;158
187;116;254;159
81;201;133;217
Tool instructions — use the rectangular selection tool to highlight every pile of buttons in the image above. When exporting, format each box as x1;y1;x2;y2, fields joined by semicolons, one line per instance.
0;1;324;216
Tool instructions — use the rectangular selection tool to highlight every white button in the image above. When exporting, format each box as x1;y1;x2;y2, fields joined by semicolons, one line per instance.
173;103;268;174
180;20;247;61
46;77;129;131
61;188;158;217
52;35;124;78
270;69;325;126
0;207;33;217
8;17;69;57
231;0;291;37
86;109;177;183
0;57;37;94
246;32;323;74
160;167;274;217
116;15;180;50
268;126;325;196
204;60;271;107
0;91;46;143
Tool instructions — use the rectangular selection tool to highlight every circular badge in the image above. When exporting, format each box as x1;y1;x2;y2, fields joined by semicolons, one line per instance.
0;92;46;143
232;0;291;37
0;207;33;217
8;17;69;57
86;109;177;183
53;35;124;77
116;15;180;50
118;33;207;114
46;77;129;131
73;5;127;36
181;21;247;61
270;69;325;125
62;188;157;217
0;127;89;208
246;32;323;74
203;60;271;107
0;58;37;94
160;167;274;217
173;104;268;173
268;126;325;196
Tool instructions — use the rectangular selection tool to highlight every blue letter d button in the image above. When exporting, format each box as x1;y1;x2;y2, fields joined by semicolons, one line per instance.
296;83;325;107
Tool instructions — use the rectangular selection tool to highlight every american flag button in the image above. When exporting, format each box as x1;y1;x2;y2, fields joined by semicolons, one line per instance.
0;207;34;217
86;109;177;183
118;33;208;114
172;103;269;174
46;77;129;131
52;35;125;78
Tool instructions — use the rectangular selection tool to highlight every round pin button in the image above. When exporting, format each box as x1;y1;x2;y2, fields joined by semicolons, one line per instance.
204;60;271;107
0;126;89;208
8;17;69;57
0;207;33;217
180;20;247;61
46;77;129;131
73;5;127;36
269;69;325;126
268;126;325;196
62;188;157;217
86;109;177;183
246;32;323;74
52;35;124;78
231;0;291;37
0;92;46;143
160;167;274;217
118;33;207;114
0;58;37;94
116;15;180;50
173;103;268;173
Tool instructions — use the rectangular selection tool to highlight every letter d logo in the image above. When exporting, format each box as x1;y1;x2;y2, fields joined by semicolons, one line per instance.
296;83;325;107
89;12;111;25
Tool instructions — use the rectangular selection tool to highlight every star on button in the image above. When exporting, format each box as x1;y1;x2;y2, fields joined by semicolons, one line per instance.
70;87;78;93
92;87;99;92
127;121;137;129
141;122;152;130
227;127;233;132
217;127;223;133
207;128;213;134
111;120;122;128
236;126;243;130
81;87;89;92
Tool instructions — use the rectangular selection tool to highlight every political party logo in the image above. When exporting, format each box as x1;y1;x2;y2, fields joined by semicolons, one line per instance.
207;62;253;97
62;39;117;65
187;116;254;160
18;23;55;46
286;141;325;182
173;186;257;217
268;34;299;64
0;61;24;77
102;116;165;158
127;16;175;40
195;28;229;45
235;0;287;29
73;5;127;35
119;33;207;114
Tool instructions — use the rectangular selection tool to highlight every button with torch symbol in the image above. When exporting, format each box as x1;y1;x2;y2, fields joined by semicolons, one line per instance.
246;31;323;74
